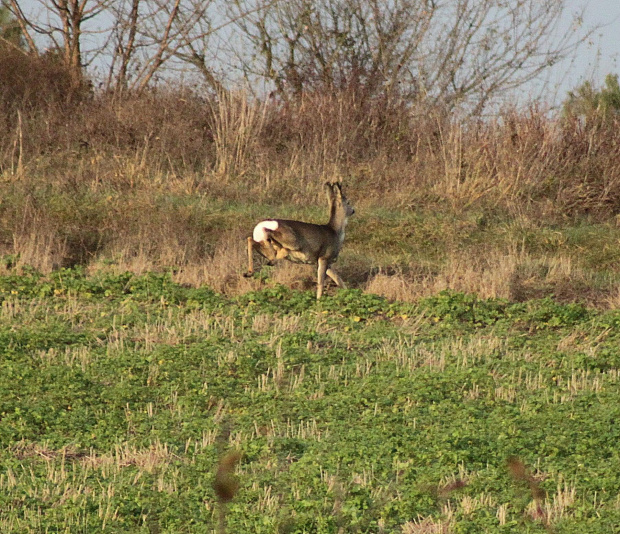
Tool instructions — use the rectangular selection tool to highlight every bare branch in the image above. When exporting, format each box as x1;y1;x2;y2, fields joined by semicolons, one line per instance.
134;0;182;93
5;0;39;53
228;0;593;113
115;0;140;93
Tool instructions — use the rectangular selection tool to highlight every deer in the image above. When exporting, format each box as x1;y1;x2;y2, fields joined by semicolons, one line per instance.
244;182;355;299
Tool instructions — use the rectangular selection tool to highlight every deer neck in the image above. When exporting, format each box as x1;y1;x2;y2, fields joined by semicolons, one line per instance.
328;201;348;244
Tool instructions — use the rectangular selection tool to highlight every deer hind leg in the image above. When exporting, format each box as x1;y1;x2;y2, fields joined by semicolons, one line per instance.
261;239;290;266
326;267;346;289
244;237;287;277
245;237;275;277
272;241;290;261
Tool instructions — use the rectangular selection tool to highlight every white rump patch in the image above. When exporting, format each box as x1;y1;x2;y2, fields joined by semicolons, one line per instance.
253;220;279;242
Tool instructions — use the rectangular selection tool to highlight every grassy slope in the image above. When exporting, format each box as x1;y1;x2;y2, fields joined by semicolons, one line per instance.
1;270;619;533
6;173;620;307
3;76;620;532
4;93;620;308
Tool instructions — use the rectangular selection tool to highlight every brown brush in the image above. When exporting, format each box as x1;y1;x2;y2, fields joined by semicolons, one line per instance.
507;456;550;530
213;450;242;503
213;450;242;534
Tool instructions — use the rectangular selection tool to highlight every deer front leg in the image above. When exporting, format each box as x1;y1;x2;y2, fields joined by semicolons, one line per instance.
326;267;346;289
317;257;328;299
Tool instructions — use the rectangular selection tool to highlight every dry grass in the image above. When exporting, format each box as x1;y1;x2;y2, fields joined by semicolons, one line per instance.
401;477;578;533
1;439;182;530
2;74;620;304
401;505;454;534
209;90;267;178
10;226;67;273
365;244;613;306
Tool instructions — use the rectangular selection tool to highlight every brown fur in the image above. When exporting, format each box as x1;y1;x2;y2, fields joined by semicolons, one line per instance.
245;182;355;299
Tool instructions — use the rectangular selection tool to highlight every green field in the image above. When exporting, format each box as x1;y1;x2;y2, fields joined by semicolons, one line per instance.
4;16;620;533
1;268;619;533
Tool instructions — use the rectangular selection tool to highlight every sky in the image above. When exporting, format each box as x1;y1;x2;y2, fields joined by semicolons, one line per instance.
10;0;620;107
557;0;620;97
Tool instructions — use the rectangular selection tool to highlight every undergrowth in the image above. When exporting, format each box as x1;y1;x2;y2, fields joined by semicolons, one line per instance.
1;269;619;532
1;88;620;307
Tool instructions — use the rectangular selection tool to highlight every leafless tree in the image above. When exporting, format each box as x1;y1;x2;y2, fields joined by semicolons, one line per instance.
4;0;232;94
106;0;139;93
227;0;591;112
3;0;271;95
104;0;225;94
3;0;213;93
4;0;111;88
3;0;592;111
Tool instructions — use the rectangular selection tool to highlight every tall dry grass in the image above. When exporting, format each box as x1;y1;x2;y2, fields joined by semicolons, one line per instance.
2;52;620;304
209;90;267;178
364;245;602;305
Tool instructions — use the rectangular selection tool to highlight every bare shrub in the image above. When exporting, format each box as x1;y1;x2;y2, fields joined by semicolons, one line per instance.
82;91;213;170
259;90;415;179
0;46;88;174
0;186;108;271
455;108;620;217
0;88;213;177
0;47;85;113
6;87;620;218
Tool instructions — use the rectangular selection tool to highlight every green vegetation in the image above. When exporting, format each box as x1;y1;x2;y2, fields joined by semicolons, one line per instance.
0;6;23;47
564;74;620;120
2;39;620;532
1;268;619;532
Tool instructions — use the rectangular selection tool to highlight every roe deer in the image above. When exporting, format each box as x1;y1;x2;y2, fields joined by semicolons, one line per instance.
245;182;355;299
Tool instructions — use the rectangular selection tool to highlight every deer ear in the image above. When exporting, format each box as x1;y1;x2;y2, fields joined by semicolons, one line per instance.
324;182;335;197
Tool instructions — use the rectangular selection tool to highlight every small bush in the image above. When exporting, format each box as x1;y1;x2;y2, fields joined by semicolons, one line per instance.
0;47;84;112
